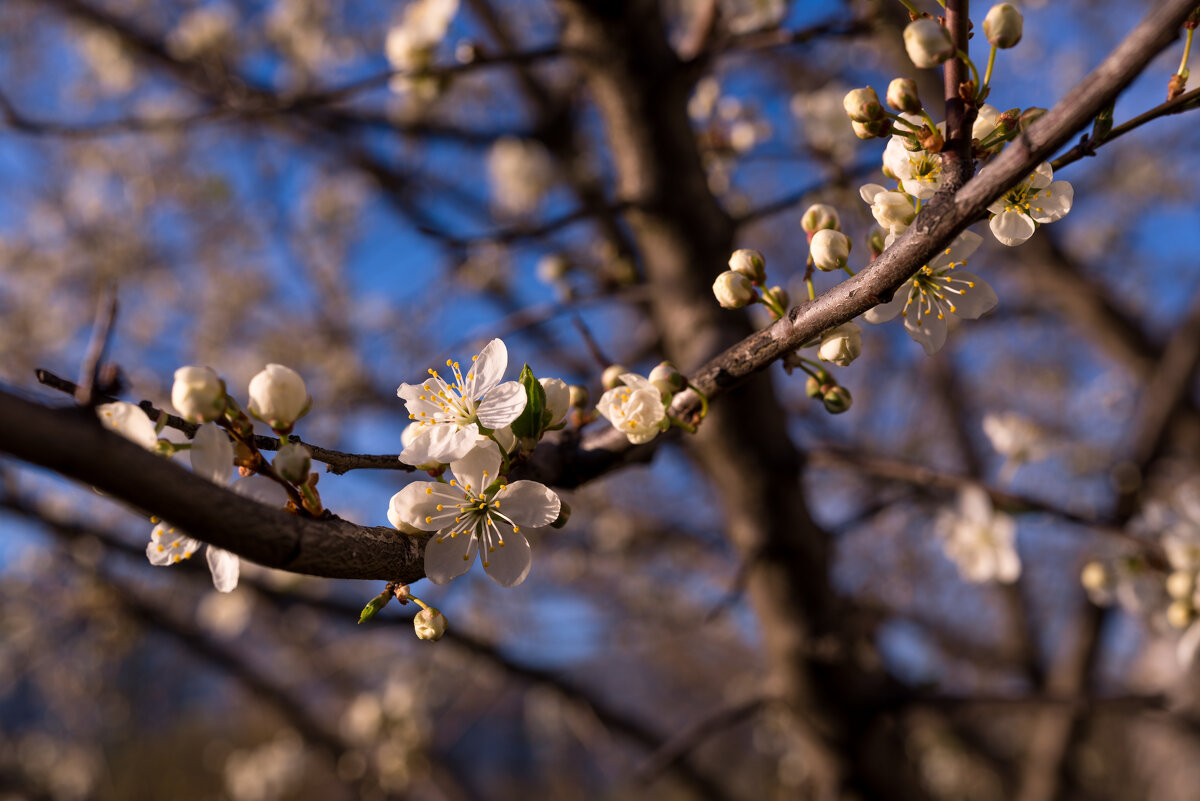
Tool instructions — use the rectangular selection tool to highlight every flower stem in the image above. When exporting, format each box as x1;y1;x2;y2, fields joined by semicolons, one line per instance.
956;49;981;92
896;0;920;15
1180;27;1195;76
887;112;924;132
840;264;857;278
983;43;998;90
805;277;816;301
667;415;697;434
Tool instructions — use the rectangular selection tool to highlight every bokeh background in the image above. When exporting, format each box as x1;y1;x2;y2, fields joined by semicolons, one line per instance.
3;0;1200;799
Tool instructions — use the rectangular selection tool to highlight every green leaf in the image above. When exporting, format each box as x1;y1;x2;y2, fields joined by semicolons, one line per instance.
510;364;547;441
358;592;390;624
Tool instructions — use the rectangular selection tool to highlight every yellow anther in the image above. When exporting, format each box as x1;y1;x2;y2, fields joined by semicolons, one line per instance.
446;359;453;367
472;355;478;361
463;554;471;562
436;504;444;511
156;545;164;552
425;487;433;495
513;526;520;533
488;546;495;553
425;516;433;523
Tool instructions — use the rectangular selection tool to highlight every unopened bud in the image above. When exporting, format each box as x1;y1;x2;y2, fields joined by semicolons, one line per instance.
801;204;840;236
763;286;789;312
903;18;955;69
817;323;863;367
822;385;853;414
568;384;589;408
917;125;944;154
983;4;1023;49
358;591;391;624
728;248;766;283
539;377;571;426
810;229;851;272
867;228;887;258
1167;72;1188;102
648;361;687;393
712;270;756;309
842;87;883;123
886;78;922;114
414;607;447;640
851;118;893;139
805;375;823;399
602;365;629;390
1018;107;1047;131
171;366;225;423
248;364;310;433
273;441;312;484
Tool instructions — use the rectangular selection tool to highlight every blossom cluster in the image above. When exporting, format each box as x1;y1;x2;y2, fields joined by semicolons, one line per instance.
97;363;313;592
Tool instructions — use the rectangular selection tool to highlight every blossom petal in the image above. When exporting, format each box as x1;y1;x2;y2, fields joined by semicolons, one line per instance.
496;481;560;528
906;309;948;355
423;530;477;584
206;547;240;592
859;183;887;204
463;338;507;399
98;402;159;451
945;271;998;319
191;423;233;485
231;474;289;507
398;425;437;466
389;482;462;531
480;529;532;588
1178;621;1200;667
1029;181;1073;223
863;284;910;323
147;522;201;565
450;439;502;495
989;210;1034;246
439;423;482;463
476;380;526;429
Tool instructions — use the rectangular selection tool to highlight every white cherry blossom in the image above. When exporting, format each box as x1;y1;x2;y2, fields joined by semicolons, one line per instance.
147;424;287;592
863;230;997;355
988;162;1073;246
397;338;526;466
596;373;668;444
860;184;915;234
883;123;946;199
97;402;159;450
389;440;560;587
936;485;1021;584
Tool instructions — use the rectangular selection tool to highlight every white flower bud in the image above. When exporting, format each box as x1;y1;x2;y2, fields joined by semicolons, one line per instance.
568;384;589;409
810;229;851;272
728;248;766;283
414;607;447;641
983;4;1023;49
602;365;629;390
822;385;852;414
247;364;310;431
817;323;863;367
763;285;789;312
861;185;916;234
648;361;686;393
851;118;892;139
842;87;882;122
801;204;840;235
172;365;225;423
273;441;312;484
903;18;955;69
539;377;571;425
712;270;756;309
886;78;922;114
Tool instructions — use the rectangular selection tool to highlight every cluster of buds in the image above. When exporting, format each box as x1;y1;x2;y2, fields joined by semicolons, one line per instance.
804;366;853;414
712;249;790;320
842;87;892;140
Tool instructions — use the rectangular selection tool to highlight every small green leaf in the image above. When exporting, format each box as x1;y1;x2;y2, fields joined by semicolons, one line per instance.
510;364;547;441
358;592;391;624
